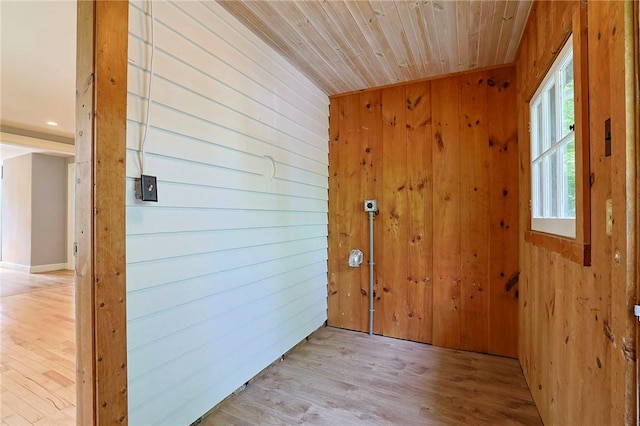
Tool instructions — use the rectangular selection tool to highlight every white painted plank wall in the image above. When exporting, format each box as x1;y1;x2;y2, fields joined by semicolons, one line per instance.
125;1;329;424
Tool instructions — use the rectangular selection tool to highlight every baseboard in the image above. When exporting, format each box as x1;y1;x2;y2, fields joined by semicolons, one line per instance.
0;262;31;273
0;262;68;273
30;263;69;273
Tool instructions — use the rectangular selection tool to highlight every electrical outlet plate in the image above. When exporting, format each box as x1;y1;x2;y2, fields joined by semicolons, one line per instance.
364;199;377;212
604;118;612;157
136;175;158;202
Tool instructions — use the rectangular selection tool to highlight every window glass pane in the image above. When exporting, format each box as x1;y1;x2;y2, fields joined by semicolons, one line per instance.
546;83;556;148
560;57;575;138
533;161;543;217
532;102;542;158
542;155;551;217
549;151;558;216
561;137;576;218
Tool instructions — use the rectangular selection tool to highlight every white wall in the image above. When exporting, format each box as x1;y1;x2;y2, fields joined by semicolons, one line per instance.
1;154;32;266
126;1;329;424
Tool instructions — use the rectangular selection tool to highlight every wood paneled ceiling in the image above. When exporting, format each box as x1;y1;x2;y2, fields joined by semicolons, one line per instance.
218;0;533;96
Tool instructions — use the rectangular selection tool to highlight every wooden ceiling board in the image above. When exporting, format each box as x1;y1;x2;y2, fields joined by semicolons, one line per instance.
372;1;420;80
439;0;460;72
504;1;532;61
393;2;425;77
495;1;522;63
477;1;501;68
414;1;447;75
340;1;394;83
324;1;394;85
456;1;472;70
217;0;533;96
228;1;343;93
351;1;405;82
297;1;376;87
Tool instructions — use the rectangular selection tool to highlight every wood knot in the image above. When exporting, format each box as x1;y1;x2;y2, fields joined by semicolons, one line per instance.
603;320;614;342
505;272;519;292
623;339;636;361
435;132;444;151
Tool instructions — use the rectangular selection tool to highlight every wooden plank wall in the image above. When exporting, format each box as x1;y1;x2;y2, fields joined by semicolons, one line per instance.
328;66;519;358
516;1;637;425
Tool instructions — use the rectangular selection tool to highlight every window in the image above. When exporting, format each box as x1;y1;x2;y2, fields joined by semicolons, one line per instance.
530;35;575;238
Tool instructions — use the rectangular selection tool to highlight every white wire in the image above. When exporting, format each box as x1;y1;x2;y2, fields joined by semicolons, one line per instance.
140;0;155;175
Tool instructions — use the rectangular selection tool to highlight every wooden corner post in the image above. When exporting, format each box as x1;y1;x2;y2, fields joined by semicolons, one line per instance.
76;1;129;424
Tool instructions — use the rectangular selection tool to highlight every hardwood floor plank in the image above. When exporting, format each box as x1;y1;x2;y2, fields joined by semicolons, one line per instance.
1;269;75;426
43;370;74;388
202;327;541;426
2;414;31;426
0;390;46;424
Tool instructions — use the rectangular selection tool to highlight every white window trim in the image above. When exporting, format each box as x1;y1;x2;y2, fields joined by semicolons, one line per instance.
530;34;576;239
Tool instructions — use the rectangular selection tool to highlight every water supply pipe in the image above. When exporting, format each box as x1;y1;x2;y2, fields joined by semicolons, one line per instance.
363;200;377;336
368;210;375;336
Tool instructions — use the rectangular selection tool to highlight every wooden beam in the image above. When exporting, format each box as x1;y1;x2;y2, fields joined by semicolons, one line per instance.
76;1;129;424
620;0;639;423
634;2;640;422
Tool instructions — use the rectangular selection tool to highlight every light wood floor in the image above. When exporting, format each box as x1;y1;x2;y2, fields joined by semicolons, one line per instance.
1;269;76;426
1;269;542;425
203;327;542;426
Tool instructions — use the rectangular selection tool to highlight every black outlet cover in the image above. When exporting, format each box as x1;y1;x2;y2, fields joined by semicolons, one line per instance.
604;118;611;157
140;175;158;202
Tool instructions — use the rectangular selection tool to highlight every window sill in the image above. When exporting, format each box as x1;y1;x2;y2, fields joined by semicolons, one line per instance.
525;230;591;266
